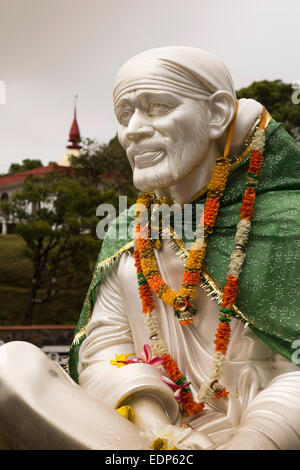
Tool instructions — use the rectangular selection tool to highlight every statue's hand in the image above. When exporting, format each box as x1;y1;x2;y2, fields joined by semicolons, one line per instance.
123;394;213;449
124;394;173;433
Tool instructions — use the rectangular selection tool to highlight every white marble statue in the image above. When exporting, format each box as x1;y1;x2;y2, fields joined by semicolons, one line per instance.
0;47;300;450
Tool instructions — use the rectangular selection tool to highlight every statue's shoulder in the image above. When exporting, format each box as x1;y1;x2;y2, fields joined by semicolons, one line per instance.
97;202;136;267
266;118;300;152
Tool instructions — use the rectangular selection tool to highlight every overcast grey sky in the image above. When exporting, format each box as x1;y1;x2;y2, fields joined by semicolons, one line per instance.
0;0;299;173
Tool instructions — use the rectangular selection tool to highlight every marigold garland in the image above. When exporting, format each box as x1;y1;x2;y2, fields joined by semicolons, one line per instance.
135;102;239;325
133;106;267;416
134;249;154;314
197;106;267;404
162;353;205;416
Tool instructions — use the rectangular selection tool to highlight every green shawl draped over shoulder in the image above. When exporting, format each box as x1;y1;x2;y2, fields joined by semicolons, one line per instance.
69;119;300;383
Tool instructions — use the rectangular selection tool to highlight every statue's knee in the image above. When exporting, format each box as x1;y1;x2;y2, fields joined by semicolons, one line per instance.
0;341;43;374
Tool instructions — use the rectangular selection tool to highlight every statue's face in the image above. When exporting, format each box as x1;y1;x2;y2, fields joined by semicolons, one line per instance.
115;88;210;191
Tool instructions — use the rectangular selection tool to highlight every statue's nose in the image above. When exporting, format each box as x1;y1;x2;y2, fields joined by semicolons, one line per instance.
125;110;155;142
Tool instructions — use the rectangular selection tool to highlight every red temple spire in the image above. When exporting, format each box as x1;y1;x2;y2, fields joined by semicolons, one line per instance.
67;95;81;149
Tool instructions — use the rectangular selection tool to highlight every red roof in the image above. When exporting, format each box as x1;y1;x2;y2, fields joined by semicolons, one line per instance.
0;165;72;187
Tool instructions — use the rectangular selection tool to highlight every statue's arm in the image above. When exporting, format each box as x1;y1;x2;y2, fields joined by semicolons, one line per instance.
78;263;178;422
77;262;215;449
224;371;300;450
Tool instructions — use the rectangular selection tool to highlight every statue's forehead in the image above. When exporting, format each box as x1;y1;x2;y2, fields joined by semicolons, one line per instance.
113;58;210;109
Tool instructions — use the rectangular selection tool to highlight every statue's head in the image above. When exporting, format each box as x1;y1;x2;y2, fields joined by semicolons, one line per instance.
113;47;236;192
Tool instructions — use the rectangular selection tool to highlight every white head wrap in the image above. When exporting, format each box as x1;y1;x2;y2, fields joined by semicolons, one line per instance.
113;46;236;108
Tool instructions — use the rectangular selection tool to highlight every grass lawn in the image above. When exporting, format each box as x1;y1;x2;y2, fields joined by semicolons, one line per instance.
0;234;93;325
0;234;32;288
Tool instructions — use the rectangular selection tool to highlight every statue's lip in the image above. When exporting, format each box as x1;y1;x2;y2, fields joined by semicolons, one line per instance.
134;150;165;168
128;145;164;157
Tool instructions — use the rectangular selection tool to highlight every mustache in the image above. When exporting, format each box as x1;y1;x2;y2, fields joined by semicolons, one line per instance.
127;142;167;159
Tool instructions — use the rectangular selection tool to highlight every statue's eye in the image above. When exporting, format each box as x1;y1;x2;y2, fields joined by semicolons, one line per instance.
148;103;172;116
118;109;133;125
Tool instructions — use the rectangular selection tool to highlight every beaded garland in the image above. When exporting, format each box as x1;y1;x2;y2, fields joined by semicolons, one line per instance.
134;106;267;416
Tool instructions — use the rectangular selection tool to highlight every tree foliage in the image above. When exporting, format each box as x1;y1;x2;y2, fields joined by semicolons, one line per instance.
69;136;138;200
1;135;139;324
1;172;108;324
9;158;44;174
4;79;300;324
237;80;300;143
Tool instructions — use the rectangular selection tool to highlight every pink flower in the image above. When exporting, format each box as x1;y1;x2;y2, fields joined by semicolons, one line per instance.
117;344;164;366
162;376;191;402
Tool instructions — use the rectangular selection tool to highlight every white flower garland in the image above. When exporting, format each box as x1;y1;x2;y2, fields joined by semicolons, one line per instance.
142;120;266;412
145;313;168;356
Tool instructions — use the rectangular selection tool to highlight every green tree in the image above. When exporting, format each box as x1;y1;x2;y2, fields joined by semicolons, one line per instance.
237;80;300;143
1;171;108;325
69;136;138;200
9;159;44;174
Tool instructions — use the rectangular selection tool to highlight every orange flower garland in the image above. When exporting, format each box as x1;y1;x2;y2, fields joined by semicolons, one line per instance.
162;353;205;416
135;155;234;319
197;107;267;404
212;107;267;357
134;246;154;314
134;106;267;415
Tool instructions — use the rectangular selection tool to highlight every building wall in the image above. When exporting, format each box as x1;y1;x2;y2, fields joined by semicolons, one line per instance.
0;180;43;234
0;182;23;234
0;325;76;367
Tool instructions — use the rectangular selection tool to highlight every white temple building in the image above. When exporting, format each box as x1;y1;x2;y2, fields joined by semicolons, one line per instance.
0;106;81;234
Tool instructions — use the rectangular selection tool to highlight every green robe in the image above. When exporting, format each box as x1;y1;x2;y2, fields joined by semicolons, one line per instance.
69;119;300;383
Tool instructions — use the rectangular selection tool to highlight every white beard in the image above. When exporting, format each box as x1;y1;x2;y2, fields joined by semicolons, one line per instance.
132;152;183;191
132;139;210;193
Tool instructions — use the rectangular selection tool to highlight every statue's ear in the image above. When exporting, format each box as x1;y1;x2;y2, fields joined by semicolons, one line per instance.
207;91;236;140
